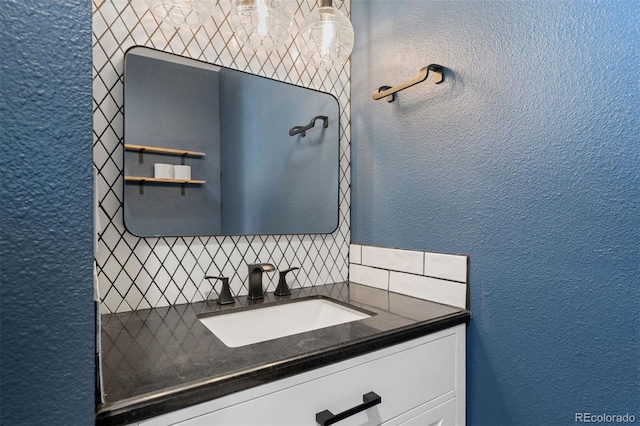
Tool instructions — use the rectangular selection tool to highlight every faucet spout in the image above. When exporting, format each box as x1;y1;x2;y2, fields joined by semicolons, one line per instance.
247;263;275;300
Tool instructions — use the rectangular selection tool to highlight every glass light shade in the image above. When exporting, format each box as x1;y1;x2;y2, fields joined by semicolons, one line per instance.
145;0;215;28
231;0;295;52
296;1;354;69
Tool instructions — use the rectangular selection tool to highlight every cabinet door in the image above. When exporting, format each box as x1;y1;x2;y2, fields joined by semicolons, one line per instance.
397;398;457;426
175;333;457;426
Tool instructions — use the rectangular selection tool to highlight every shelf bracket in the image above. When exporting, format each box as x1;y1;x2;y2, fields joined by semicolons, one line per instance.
138;181;144;194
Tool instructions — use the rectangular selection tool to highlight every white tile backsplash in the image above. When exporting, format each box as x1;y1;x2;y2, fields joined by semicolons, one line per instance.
349;264;389;290
93;1;351;313
350;244;469;309
350;244;362;264
424;252;467;283
361;245;424;275
389;272;467;309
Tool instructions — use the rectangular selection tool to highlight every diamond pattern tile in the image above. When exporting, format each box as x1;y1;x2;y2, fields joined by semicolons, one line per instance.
93;0;351;313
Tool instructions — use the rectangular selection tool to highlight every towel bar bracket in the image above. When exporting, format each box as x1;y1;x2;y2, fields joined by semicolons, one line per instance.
289;115;329;137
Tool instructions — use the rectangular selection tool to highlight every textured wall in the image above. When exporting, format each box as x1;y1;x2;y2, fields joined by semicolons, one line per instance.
0;1;95;424
351;1;639;424
93;0;351;313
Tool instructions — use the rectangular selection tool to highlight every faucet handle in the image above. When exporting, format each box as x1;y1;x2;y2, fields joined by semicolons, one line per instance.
205;276;235;306
274;267;299;297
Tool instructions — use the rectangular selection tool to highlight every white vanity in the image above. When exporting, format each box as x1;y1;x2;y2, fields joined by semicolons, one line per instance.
139;325;465;426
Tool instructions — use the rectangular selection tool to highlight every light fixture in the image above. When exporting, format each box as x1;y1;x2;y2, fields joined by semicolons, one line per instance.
296;0;354;70
230;0;295;52
145;0;215;28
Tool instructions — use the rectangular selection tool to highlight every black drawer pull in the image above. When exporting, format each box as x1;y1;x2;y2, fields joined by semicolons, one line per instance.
315;391;382;425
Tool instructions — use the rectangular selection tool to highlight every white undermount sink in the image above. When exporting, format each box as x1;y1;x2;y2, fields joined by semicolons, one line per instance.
198;298;371;348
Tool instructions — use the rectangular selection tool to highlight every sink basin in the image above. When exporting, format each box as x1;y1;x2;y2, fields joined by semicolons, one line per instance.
198;298;372;348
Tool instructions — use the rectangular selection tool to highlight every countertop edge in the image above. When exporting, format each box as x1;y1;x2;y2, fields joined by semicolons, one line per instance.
96;310;469;425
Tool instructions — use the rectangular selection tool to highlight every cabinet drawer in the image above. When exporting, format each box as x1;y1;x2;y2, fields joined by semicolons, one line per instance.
176;333;457;425
396;398;456;426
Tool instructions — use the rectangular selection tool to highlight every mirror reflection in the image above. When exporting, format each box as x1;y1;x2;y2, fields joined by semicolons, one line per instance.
123;47;339;236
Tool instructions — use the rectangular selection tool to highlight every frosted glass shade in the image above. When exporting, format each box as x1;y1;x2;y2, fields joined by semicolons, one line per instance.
231;0;295;52
145;0;214;28
296;2;354;69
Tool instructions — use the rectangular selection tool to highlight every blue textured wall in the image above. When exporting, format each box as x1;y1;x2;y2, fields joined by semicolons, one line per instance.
0;1;95;424
351;1;639;424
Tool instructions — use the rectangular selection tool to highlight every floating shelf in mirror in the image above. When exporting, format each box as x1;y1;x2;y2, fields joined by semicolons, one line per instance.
123;46;339;237
125;144;206;158
124;143;206;194
124;177;206;184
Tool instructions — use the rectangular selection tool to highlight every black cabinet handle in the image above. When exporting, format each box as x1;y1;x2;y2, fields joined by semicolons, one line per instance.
315;392;382;426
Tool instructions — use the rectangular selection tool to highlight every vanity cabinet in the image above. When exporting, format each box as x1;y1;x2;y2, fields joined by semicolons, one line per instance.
136;325;466;426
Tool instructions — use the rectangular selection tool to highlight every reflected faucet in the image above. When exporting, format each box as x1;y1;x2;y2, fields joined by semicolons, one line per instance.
247;263;275;300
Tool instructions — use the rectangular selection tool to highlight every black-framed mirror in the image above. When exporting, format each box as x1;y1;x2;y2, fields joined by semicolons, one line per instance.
123;46;339;237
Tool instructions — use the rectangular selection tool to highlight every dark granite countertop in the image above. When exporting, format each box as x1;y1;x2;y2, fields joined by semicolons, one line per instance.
97;282;470;425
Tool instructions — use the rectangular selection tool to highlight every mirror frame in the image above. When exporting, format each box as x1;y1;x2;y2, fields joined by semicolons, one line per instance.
122;46;341;237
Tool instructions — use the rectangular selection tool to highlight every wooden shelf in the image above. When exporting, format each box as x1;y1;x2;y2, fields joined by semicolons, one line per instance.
125;144;205;157
125;176;206;184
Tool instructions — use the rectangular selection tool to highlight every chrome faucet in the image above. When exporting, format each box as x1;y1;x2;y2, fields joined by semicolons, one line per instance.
247;263;275;300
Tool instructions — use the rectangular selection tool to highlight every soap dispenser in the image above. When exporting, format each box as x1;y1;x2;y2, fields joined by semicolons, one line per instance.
205;276;235;305
274;267;299;297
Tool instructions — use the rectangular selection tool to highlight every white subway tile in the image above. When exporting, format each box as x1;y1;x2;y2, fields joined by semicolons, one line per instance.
350;244;362;264
424;252;468;283
361;245;423;275
389;271;467;309
349;264;389;290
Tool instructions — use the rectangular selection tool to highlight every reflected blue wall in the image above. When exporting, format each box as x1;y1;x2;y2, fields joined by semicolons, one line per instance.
219;70;339;235
351;1;639;424
0;1;94;424
123;49;222;236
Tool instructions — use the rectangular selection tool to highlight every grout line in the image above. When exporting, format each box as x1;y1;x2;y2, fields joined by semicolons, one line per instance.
350;263;467;285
